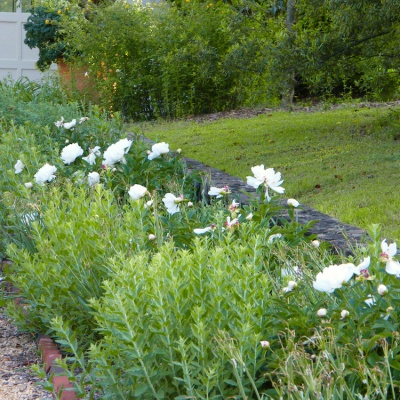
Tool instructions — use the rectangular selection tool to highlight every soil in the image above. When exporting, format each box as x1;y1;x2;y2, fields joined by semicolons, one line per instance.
0;310;52;400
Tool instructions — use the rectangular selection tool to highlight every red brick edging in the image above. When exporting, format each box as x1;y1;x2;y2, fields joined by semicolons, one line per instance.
1;259;77;400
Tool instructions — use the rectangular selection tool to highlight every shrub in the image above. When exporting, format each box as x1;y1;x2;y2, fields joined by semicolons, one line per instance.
62;1;271;120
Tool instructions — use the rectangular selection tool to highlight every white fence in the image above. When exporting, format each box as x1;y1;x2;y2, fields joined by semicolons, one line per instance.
0;1;56;81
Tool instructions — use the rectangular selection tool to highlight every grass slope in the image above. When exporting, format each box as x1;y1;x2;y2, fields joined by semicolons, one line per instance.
135;106;400;242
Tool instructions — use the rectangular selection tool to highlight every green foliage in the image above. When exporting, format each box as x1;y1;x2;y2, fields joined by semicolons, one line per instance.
24;5;66;71
62;0;270;119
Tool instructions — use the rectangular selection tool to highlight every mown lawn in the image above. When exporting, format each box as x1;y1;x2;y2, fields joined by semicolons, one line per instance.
134;105;400;242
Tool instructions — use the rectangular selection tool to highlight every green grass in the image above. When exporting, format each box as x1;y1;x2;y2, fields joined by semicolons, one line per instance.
133;105;400;242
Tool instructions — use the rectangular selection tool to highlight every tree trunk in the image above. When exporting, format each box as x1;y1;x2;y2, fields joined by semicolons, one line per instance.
281;0;296;108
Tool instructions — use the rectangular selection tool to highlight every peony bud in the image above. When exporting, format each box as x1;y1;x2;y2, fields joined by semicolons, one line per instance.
311;240;320;248
377;284;388;296
148;234;156;241
287;198;299;207
340;310;349;319
24;182;33;188
187;201;193;207
260;340;270;348
317;308;327;317
246;212;253;220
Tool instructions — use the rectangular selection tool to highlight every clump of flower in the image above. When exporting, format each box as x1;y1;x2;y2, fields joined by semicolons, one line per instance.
88;172;100;186
14;160;24;174
229;199;240;213
246;165;284;201
83;146;101;166
380;239;400;277
103;139;132;166
34;163;57;185
148;142;170;160
287;198;299;207
162;193;184;215
54;117;65;128
225;216;239;230
313;263;357;293
208;185;231;198
283;280;297;293
194;225;215;235
63;119;76;130
60;143;84;165
128;184;148;200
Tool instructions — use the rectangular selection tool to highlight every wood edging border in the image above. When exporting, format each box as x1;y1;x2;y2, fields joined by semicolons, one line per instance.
0;259;77;400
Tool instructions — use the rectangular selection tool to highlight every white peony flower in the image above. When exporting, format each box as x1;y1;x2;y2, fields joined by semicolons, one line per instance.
208;186;230;198
88;172;100;186
144;200;154;209
14;160;24;174
60;143;84;165
229;199;240;212
194;227;213;235
385;259;400;277
353;256;371;275
268;233;282;243
225;216;239;230
379;240;400;276
24;182;33;188
103;139;132;166
246;165;284;201
55;117;65;128
79;117;89;124
365;295;376;307
162;193;183;215
283;280;297;293
148;142;170;160
312;263;356;293
63;119;77;130
377;284;388;296
381;239;397;259
287;198;299;207
128;184;148;200
83;146;101;166
317;308;327;317
34;163;57;185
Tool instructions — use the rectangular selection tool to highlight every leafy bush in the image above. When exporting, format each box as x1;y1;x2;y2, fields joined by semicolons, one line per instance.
62;1;269;120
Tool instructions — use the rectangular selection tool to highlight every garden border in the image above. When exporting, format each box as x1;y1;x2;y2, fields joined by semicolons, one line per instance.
0;259;77;400
0;139;377;400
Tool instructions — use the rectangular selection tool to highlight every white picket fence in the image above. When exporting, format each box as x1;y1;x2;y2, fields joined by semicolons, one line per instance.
0;2;56;81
